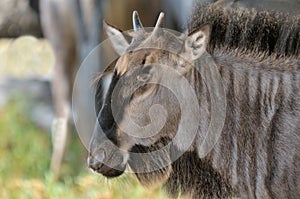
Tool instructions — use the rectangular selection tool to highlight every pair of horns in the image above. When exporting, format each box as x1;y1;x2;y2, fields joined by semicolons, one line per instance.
132;11;165;33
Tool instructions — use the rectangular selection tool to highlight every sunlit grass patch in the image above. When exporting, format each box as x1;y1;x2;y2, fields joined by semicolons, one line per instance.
0;36;54;77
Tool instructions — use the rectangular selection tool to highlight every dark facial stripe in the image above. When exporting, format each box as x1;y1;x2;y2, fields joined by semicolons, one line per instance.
97;71;120;144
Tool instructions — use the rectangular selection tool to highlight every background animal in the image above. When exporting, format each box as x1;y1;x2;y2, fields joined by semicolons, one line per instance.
40;0;103;179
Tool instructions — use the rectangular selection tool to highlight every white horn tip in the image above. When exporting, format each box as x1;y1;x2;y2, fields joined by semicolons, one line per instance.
159;12;165;18
157;12;165;22
154;12;165;28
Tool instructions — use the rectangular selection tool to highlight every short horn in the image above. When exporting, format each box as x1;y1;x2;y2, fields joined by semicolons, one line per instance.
154;12;165;29
132;11;144;32
151;12;165;38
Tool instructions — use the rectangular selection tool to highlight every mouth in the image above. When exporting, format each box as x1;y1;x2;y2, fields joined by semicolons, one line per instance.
93;162;126;178
88;148;128;178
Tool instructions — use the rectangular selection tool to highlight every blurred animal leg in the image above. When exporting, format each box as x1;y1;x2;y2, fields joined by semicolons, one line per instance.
50;114;69;178
50;59;71;179
40;0;78;180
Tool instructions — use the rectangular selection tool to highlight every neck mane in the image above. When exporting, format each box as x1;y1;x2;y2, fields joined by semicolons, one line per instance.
189;4;300;59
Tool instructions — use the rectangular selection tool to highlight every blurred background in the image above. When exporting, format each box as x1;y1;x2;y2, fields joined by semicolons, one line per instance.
0;0;299;198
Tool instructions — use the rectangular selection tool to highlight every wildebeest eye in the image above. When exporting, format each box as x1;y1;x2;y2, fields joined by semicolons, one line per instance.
136;65;152;82
137;73;151;82
131;65;156;99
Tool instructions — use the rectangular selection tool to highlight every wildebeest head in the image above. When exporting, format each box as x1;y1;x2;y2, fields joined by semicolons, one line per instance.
88;11;211;181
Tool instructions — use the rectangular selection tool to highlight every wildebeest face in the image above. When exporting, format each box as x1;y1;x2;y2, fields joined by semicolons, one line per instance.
88;11;211;179
89;49;184;178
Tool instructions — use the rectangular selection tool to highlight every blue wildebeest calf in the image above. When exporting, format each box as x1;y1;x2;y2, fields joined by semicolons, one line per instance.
88;6;300;199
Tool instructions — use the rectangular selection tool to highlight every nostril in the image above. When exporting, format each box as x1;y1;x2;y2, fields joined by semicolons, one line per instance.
95;149;106;162
88;149;106;170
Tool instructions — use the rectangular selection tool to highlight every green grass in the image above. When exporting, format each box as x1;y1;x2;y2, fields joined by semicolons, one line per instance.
0;96;167;199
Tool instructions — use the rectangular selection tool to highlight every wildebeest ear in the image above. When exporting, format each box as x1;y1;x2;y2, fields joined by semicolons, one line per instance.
184;24;211;61
103;21;130;55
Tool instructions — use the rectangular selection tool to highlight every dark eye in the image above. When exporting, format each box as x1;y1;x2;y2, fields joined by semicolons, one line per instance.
137;73;151;82
136;66;152;82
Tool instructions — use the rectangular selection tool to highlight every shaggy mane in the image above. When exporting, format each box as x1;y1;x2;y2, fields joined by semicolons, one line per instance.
188;3;300;59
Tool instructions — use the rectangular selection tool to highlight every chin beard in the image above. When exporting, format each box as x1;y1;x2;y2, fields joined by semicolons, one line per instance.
128;137;172;187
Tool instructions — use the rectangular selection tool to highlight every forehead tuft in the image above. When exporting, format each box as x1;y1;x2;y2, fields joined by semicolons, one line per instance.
115;29;186;76
127;29;184;53
116;55;129;76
